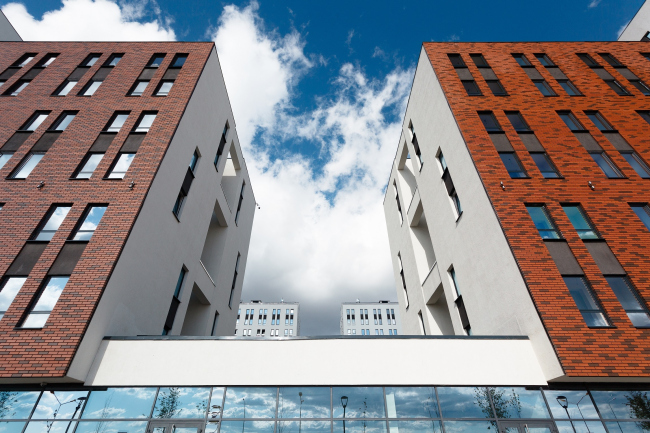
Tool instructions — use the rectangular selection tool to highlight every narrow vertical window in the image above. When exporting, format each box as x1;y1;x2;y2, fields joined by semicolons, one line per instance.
398;253;409;309
235;182;245;224
21;277;69;328
562;276;609;327
229;254;240;308
418;311;426;335
449;267;461;298
530;153;560;178
74;153;104;179
33;206;72;241
71;206;107;240
128;80;149;96
211;311;219;336
133;113;157;133
105;112;129;133
0;277;27;320
562;205;599;239
393;181;403;224
526;205;561;239
605;277;650;328
106;153;135;179
172;191;186;218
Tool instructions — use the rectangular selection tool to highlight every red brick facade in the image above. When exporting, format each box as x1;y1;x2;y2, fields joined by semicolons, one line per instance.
424;42;650;378
0;42;212;377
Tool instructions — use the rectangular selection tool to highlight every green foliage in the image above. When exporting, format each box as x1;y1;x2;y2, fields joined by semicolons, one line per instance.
625;391;650;430
156;388;181;419
0;392;19;419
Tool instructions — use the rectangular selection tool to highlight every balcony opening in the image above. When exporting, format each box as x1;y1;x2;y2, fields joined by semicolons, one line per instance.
410;207;436;284
221;145;241;210
180;284;211;336
426;284;454;335
200;198;229;281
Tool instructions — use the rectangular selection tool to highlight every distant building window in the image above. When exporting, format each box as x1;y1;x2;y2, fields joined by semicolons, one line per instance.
129;80;149;96
106;153;135;179
631;204;650;231
80;80;102;96
562;205;599;239
147;54;165;68
72;206;107;240
22;277;70;328
605;276;650;328
526;205;560;239
133;113;157;133
33;206;71;241
0;277;27;320
563;276;609;328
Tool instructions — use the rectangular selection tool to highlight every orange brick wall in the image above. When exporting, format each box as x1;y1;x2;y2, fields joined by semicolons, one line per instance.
0;42;212;378
424;42;650;378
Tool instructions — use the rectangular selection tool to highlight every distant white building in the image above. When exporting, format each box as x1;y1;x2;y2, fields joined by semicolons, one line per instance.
235;300;299;337
340;300;401;335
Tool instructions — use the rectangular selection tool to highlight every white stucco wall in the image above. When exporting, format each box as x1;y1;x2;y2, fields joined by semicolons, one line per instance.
85;337;547;386
0;10;21;41
618;0;650;41
382;47;565;382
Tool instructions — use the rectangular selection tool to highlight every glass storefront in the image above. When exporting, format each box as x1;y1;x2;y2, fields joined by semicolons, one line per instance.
0;387;647;433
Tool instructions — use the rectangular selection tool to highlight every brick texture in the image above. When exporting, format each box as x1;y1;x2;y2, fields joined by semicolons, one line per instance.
0;42;212;377
424;42;650;378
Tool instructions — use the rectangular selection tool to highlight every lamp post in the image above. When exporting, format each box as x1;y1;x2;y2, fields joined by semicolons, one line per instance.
341;396;348;433
64;397;87;433
576;393;592;433
556;396;576;433
241;398;246;433
299;392;304;433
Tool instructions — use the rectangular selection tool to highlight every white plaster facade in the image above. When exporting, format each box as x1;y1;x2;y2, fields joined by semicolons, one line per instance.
0;10;21;41
340;301;401;335
235;301;300;337
618;0;650;41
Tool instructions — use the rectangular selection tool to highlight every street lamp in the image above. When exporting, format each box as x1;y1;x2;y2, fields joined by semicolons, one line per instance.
341;396;348;433
556;396;576;433
241;398;246;433
299;392;304;433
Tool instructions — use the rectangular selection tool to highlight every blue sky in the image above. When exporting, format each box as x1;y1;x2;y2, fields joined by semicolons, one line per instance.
2;0;645;335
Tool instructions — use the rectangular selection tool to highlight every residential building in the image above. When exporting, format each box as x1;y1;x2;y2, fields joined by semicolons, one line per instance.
340;300;401;335
619;0;650;41
384;40;650;381
235;300;299;337
0;42;255;381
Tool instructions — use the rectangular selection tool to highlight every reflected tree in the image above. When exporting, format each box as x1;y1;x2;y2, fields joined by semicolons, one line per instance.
474;387;523;428
91;392;114;433
626;391;650;430
0;392;19;419
156;388;181;418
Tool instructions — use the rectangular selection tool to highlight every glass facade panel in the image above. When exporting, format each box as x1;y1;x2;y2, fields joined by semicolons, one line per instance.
442;421;494;433
75;421;148;433
82;388;157;419
544;391;599;419
332;387;385;419
24;421;75;433
278;387;330;418
220;421;275;433
333;421;387;433
278;421;331;433
604;422;650;433
32;391;89;419
592;390;650;420
152;388;210;419
385;387;439;418
0;392;40;419
491;388;549;419
223;388;276;419
0;422;25;433
555;421;607;433
437;387;494;419
388;421;443;433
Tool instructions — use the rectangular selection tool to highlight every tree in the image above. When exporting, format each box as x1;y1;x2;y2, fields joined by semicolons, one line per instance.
0;392;20;419
156;388;181;418
625;391;650;431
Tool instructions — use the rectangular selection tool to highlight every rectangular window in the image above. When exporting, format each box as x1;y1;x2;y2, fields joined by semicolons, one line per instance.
172;191;186;218
590;152;623;178
0;153;11;170
506;112;530;131
375;329;379;335
50;112;76;132
398;253;409;309
393;181;403;223
5;80;29;96
558;80;582;96
105;54;123;67
129;80;149;96
21;112;49;131
512;53;531;66
82;54;101;67
631;204;650;230
562;205;599;239
106;153;135;179
235;182;245;224
22;276;69;328
585;111;613;131
133;113;157;133
147;54;165;68
558;112;585;131
605;80;631;96
563;276;609;327
478;112;501;131
450;267;461;298
486;80;507;95
11;152;44;179
531;153;560;178
228;253;240;308
74;153;104;179
535;53;555;67
170;54;188;68
462;80;482;96
499;153;527;178
33;206;72;241
533;80;557;96
53;80;77;96
605;276;650;328
105;112;129;133
447;54;465;68
155;80;174;96
0;277;27;320
526;205;560;239
71;206;107;240
80;80;102;96
621;152;650;178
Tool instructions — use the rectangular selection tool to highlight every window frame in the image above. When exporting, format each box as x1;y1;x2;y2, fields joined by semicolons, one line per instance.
105;152;135;179
69;205;108;241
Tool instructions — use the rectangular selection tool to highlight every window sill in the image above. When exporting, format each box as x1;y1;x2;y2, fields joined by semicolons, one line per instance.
587;325;617;329
172;211;181;222
102;178;125;181
68;177;90;180
455;210;463;223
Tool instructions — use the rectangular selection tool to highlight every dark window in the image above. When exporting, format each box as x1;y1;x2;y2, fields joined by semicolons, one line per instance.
643;33;650;42
478;112;501;131
128;80;149;96
81;54;101;67
630;80;650;95
499;153;527;178
638;110;650;125
563;276;609;327
451;191;462;215
189;150;199;173
172;191;186;218
531;153;560;178
470;54;489;67
562;205;599;239
590;153;623;178
512;54;531;66
147;54;165;68
229;254;241;308
393;181;402;223
535;53;555;67
605;277;650;328
606;80;631;96
585;112;614;131
462;80;481;95
526;205;560;239
71;206;107;240
621;152;650;178
170;54;188;68
49;112;76;132
578;53;600;68
533;80;556;96
104;54;123;67
235;182;245;224
558;80;582;96
32;206;72;241
631;204;650;230
506;112;530;132
447;54;466;68
486;80;507;95
599;53;623;67
558;112;585;131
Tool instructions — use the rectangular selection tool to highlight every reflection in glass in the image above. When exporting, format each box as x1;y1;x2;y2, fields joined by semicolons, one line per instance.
385;387;439;418
76;154;104;179
207;387;225;422
278;421;331;433
605;421;650;433
278;388;330;419
332;388;384;419
35;206;71;241
491;388;549;419
333;421;387;433
223;388;276;419
82;388;156;419
592;391;650;420
73;206;107;240
0;392;39;419
107;153;135;179
75;421;147;433
389;420;443;433
22;277;69;329
24;421;76;433
437;387;493;419
0;422;25;433
219;421;275;433
12;153;44;179
441;421;493;433
152;388;210;419
544;391;599;420
32;391;88;419
0;279;28;320
556;421;607;433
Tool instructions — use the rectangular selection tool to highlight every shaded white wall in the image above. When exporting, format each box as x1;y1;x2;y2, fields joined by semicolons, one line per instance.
619;0;650;41
0;10;21;41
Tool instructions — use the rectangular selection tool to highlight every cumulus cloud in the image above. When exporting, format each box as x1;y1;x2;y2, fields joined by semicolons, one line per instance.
2;0;175;41
213;3;413;334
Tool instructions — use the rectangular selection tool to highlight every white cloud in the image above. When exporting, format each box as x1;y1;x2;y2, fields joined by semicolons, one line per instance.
588;0;602;8
617;20;630;38
213;3;413;334
2;0;175;41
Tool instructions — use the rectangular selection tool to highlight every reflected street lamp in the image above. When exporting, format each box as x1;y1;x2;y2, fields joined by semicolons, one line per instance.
299;392;304;433
607;396;623;433
242;398;246;433
341;396;349;433
556;396;576;433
